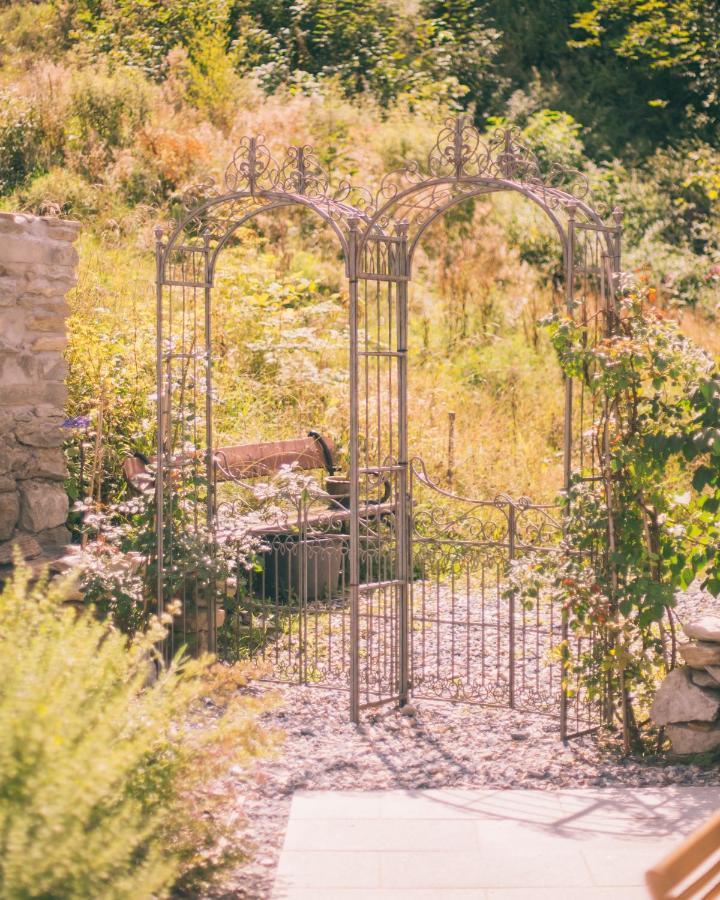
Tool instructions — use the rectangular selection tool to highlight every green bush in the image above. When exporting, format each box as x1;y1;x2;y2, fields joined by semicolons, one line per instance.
0;91;46;194
65;68;153;176
0;564;270;899
0;3;62;57
16;167;102;218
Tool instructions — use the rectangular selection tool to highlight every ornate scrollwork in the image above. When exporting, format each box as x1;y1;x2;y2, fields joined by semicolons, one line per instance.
278;144;329;197
487;127;541;181
164;114;611;255
428;116;483;178
224;134;279;194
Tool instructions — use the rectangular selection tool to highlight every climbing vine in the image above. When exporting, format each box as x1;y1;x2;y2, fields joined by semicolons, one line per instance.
511;286;720;749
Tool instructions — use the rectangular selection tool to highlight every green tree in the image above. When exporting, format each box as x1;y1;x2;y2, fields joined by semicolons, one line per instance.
415;0;504;115
60;0;232;78
572;0;720;142
230;0;410;103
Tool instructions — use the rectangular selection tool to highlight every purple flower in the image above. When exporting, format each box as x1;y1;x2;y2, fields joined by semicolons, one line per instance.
62;415;92;430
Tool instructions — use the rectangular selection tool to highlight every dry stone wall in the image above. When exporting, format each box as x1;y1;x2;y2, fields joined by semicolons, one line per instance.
0;212;79;564
651;615;720;755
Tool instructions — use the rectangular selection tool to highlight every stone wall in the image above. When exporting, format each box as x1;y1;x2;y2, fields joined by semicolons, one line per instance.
0;212;80;564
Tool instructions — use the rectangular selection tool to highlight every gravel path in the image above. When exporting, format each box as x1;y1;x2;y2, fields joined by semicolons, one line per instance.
209;584;720;899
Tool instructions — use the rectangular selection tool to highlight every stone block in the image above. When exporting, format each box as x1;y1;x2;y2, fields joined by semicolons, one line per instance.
0;384;51;406
0;349;42;385
19;481;68;532
679;641;720;668
32;405;63;419
651;667;720;726
18;280;76;303
41;220;81;242
667;721;720;756
31;335;67;353
33;301;71;317
690;670;719;689
0;234;77;268
0;441;14;476
16;418;65;448
0;532;42;565
22;448;66;481
0;491;20;541
0;276;20;304
684;616;720;643
36;524;71;550
26;315;68;333
42;358;68;381
44;382;67;407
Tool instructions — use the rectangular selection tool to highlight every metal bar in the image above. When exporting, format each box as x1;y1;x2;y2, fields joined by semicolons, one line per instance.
356;273;411;283
202;230;216;655
154;228;166;660
395;223;410;706
359;578;406;592
508;500;516;709
348;221;361;723
161;279;213;288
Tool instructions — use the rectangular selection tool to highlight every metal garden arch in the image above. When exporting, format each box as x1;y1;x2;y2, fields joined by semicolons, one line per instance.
153;116;622;738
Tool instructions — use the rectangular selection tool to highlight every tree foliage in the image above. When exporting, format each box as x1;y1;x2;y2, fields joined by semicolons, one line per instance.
572;0;720;133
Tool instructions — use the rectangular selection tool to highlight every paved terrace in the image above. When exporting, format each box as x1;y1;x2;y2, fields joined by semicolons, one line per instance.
272;786;720;898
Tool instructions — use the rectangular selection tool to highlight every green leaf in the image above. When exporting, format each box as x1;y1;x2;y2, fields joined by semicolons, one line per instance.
693;465;716;491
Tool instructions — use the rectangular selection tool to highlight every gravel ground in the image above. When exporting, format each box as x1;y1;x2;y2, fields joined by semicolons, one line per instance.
209;583;720;899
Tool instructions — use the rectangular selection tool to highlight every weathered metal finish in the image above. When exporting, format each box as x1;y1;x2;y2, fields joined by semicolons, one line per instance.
154;228;165;651
153;116;622;733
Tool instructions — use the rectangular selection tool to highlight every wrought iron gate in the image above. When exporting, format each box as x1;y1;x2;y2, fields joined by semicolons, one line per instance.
153;118;621;738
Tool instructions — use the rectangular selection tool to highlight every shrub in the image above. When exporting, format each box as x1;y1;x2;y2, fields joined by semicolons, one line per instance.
65;68;153;178
0;2;63;57
0;563;271;899
16;167;102;217
0;91;46;194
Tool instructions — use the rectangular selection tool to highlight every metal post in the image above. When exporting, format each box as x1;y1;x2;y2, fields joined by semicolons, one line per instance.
507;499;516;709
348;220;360;723
560;610;569;741
202;229;216;655
395;222;410;706
154;226;166;659
562;203;577;497
560;204;576;734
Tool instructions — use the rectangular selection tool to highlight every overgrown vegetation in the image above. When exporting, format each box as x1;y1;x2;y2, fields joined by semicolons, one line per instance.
0;563;272;898
1;0;719;759
509;286;720;750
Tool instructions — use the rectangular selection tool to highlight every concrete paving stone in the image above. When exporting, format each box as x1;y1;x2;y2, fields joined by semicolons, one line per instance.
377;788;558;821
580;840;679;887
482;889;649;899
273;850;381;890
274;892;492;899
290;791;383;819
284;816;479;851
378;849;592;890
273;788;720;898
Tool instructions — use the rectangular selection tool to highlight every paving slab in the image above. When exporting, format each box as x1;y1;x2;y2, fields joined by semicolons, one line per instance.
272;787;720;898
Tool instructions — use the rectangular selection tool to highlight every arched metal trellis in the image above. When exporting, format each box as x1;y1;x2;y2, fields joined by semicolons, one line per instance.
153;116;622;738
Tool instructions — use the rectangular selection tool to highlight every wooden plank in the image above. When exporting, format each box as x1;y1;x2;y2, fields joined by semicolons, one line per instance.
646;810;720;899
123;434;335;489
214;436;334;480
